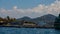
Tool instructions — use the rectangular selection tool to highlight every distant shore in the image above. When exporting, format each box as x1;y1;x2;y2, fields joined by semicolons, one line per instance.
0;25;54;29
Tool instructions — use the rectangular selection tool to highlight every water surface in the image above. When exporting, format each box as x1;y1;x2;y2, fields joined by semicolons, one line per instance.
0;27;60;34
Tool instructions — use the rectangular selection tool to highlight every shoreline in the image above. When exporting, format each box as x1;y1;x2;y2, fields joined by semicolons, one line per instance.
0;25;54;29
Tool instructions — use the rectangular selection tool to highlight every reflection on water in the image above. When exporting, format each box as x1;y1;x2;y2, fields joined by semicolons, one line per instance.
0;27;60;34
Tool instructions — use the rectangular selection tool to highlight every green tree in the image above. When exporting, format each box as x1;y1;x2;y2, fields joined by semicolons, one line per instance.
0;17;3;21
7;16;10;20
54;14;60;29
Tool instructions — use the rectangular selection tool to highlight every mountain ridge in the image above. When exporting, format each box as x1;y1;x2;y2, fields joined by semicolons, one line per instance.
17;14;57;26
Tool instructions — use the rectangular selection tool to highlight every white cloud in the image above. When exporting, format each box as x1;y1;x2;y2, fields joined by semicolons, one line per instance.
13;6;17;10
32;0;60;15
0;0;60;18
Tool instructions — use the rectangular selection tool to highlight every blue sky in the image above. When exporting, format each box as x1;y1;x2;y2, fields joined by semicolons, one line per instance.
0;0;59;18
0;0;55;9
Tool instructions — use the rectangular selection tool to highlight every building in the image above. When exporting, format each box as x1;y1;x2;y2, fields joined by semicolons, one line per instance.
22;21;37;27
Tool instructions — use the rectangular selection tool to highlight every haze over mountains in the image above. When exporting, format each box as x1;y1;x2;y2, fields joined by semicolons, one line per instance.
17;14;57;26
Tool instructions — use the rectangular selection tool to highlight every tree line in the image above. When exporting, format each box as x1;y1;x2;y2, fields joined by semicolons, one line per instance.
0;16;16;25
54;14;60;29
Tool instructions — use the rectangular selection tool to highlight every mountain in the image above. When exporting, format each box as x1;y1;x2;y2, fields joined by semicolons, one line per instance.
33;14;56;21
17;14;57;26
33;14;57;26
17;16;32;21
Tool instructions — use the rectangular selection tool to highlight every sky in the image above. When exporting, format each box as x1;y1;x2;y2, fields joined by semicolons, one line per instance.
0;0;60;18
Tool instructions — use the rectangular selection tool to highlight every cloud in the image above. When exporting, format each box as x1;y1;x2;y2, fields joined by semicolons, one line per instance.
33;0;59;15
13;6;17;10
0;0;60;18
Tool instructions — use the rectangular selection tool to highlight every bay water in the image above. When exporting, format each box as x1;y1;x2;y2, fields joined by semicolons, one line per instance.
0;27;60;34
